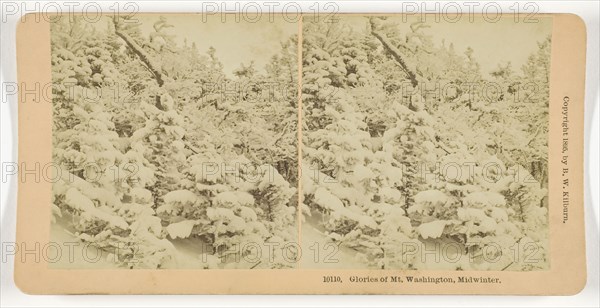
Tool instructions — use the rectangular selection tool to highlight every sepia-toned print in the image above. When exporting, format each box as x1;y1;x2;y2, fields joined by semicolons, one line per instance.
50;14;299;269
49;14;551;272
300;15;551;271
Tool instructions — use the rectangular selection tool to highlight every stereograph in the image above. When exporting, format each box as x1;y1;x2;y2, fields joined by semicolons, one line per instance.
14;12;587;295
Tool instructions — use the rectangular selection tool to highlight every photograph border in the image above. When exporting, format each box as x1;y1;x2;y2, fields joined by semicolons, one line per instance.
14;13;586;295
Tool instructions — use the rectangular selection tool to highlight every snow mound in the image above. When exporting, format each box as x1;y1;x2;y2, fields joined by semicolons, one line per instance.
414;190;449;206
164;189;198;206
213;191;255;208
463;191;506;208
166;220;197;239
314;187;377;229
314;187;345;212
65;188;128;230
417;220;450;239
130;187;152;204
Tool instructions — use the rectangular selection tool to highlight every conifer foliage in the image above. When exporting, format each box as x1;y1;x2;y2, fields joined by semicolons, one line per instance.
301;16;550;270
51;16;298;269
51;15;550;271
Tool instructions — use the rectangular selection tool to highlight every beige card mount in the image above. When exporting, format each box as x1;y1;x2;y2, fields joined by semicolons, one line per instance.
14;13;586;294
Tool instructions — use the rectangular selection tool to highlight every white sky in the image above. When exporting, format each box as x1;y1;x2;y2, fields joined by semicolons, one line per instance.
94;14;552;77
407;16;552;74
136;14;298;77
344;15;553;75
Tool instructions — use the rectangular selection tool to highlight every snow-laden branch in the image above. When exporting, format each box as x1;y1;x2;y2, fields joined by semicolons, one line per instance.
369;18;419;87
113;18;165;87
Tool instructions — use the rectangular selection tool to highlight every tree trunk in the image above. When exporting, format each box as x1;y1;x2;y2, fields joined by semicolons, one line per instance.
369;18;418;87
113;17;165;111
